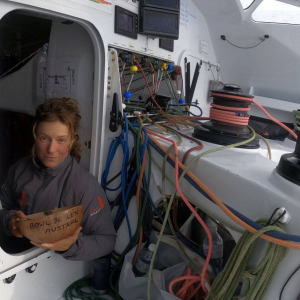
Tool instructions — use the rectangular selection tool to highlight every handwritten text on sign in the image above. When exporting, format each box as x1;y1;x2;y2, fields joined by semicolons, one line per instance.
29;208;80;234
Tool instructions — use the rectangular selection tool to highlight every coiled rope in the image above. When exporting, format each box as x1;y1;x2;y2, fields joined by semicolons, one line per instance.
206;219;286;300
210;92;297;140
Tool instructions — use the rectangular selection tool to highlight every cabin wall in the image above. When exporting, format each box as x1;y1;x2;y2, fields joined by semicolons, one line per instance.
197;0;300;104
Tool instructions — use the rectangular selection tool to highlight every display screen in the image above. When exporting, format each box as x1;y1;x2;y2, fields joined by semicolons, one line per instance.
140;0;180;10
115;6;138;39
119;12;134;32
139;7;179;39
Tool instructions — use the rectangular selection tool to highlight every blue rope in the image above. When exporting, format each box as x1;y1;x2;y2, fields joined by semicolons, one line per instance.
114;126;149;225
121;113;132;241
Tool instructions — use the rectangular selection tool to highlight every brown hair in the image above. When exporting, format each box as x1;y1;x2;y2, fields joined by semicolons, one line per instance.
32;98;82;162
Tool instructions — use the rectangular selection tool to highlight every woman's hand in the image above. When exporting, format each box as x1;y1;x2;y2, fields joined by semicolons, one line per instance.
30;226;82;252
9;211;27;238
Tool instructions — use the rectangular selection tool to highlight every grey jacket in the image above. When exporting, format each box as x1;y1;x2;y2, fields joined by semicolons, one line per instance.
0;155;116;261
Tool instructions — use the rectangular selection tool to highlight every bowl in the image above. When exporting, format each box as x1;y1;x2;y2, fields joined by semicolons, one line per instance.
16;204;84;243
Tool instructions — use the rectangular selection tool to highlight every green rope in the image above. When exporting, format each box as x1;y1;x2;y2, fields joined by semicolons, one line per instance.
206;219;286;300
63;277;114;300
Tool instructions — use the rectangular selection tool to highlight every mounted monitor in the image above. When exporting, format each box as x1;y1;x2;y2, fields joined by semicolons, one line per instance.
140;0;180;11
139;7;179;39
115;6;138;39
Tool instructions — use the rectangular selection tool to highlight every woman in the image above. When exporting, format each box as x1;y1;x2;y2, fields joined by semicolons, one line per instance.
0;98;116;261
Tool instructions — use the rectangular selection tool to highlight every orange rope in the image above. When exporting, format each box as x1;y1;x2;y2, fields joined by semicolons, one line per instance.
211;103;250;112
146;129;212;295
169;268;210;300
148;133;300;250
253;99;297;140
210;92;298;139
211;92;253;102
210;107;249;125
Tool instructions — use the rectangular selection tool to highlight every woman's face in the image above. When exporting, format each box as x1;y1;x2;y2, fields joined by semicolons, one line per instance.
35;120;73;168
